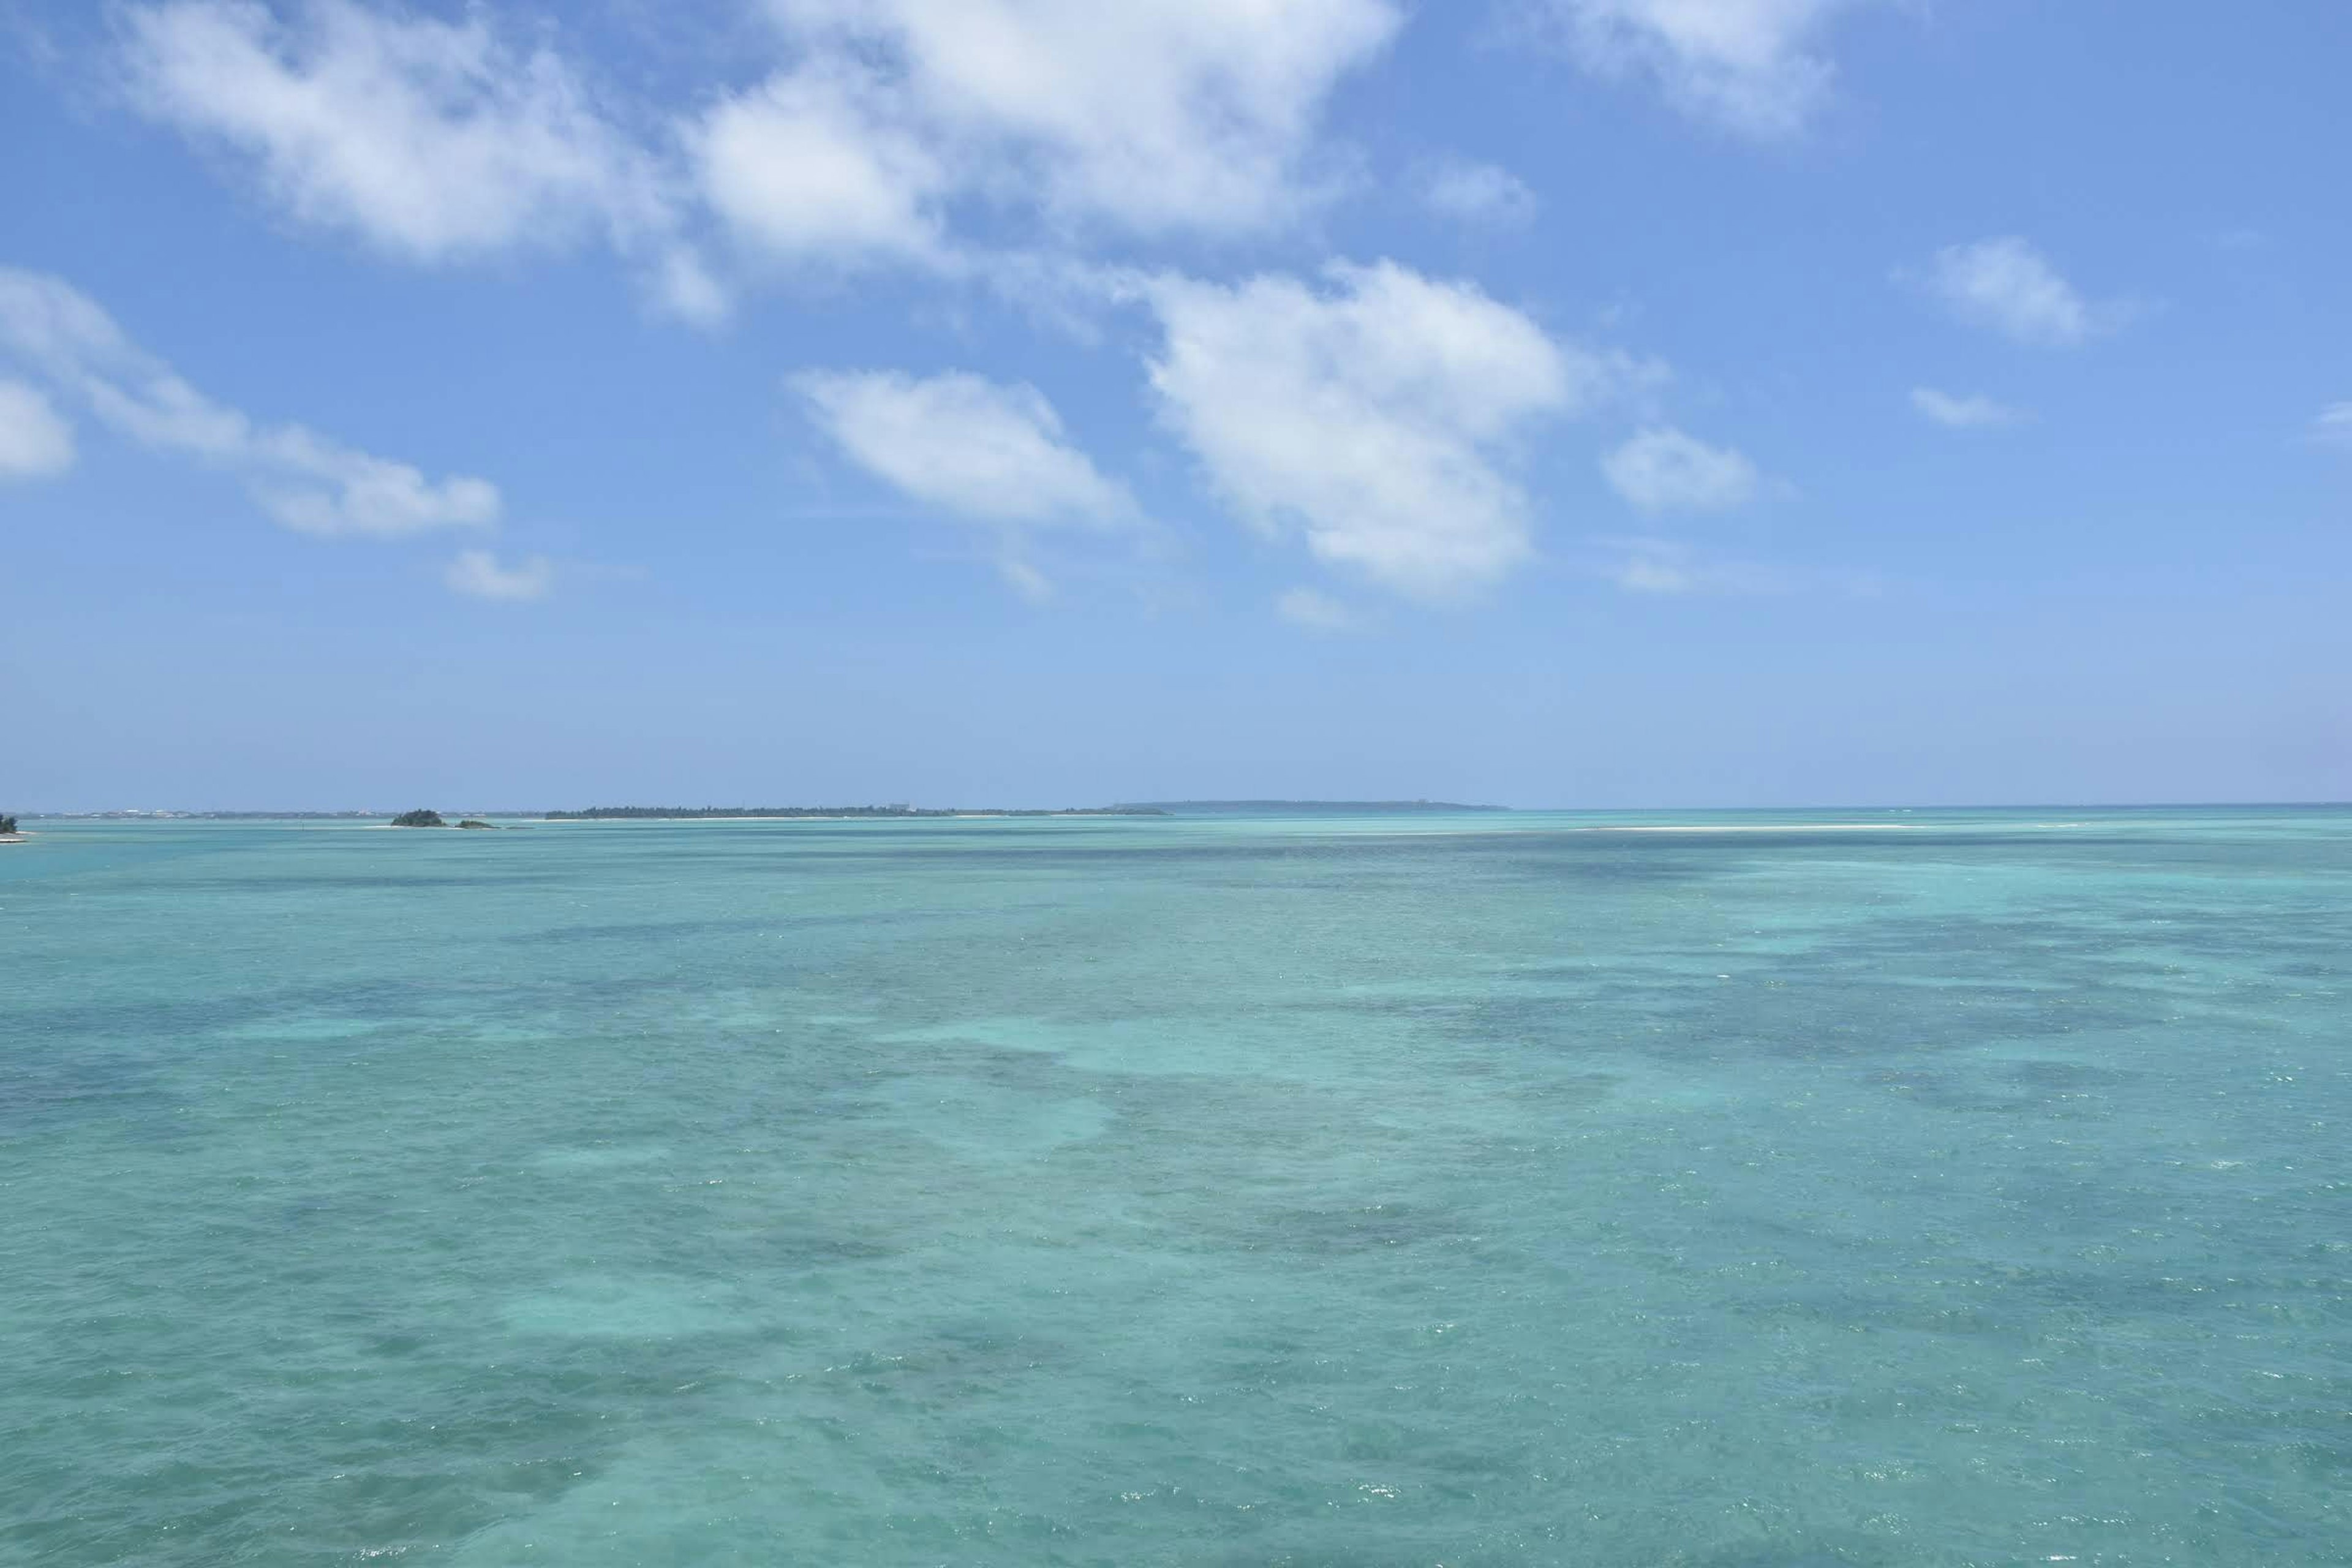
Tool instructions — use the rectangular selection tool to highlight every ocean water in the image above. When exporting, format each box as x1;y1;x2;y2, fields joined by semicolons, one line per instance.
2;808;2348;1566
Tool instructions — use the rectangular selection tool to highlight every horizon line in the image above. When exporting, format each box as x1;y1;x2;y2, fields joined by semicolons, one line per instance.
15;799;2351;819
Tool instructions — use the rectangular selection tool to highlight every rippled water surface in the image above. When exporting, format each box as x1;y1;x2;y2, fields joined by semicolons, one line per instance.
3;809;2348;1565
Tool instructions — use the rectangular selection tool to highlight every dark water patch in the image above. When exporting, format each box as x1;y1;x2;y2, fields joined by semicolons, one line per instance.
160;870;576;894
4;973;527;1052
0;1338;674;1566
692;829;1767;888
1433;974;2185;1072
2004;1057;2142;1091
512;914;807;946
0;1048;179;1138
1675;1541;1893;1568
1240;1201;1464;1259
1861;1063;2133;1118
754;1225;902;1268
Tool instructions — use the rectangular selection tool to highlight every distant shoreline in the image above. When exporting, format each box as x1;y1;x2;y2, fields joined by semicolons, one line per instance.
1118;799;1507;813
543;806;1169;821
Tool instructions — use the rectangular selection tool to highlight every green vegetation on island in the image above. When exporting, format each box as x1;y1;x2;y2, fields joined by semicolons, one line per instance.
456;820;497;830
0;814;18;835
544;804;1170;821
390;809;447;827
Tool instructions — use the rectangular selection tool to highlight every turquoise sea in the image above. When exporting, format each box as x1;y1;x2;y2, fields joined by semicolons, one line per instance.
3;807;2348;1566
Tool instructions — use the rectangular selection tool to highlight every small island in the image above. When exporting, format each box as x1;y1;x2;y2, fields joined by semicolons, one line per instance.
390;809;446;827
0;812;22;843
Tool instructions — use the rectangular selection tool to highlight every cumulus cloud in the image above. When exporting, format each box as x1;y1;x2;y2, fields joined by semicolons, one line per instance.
1601;426;1759;513
1531;0;1869;138
119;0;711;314
1139;260;1642;600
0;378;75;478
2312;402;2352;450
753;0;1403;238
121;1;666;258
1412;157;1538;225
794;369;1137;533
1914;236;2115;347
121;1;1403;300
1911;386;2024;429
0;266;498;535
688;62;950;272
445;548;553;601
690;0;1401;269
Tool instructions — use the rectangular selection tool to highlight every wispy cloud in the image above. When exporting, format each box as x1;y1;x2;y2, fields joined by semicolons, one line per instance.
1601;426;1760;513
0;377;75;479
1602;537;1787;594
1138;259;1654;600
117;1;714;318
1526;0;1874;138
1596;536;1875;597
116;0;1408;314
744;0;1404;240
794;369;1136;528
1910;236;2122;347
1412;157;1538;225
0;266;497;535
445;548;552;601
1910;386;2025;429
794;368;1138;596
1275;586;1361;631
2311;402;2352;450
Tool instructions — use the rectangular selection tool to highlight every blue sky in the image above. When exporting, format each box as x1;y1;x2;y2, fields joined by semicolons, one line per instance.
2;0;2347;810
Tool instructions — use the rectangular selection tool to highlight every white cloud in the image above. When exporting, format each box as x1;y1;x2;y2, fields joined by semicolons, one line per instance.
0;266;497;535
1611;543;1692;592
1140;260;1638;600
1533;0;1868;138
650;247;732;329
122;1;1402;302
118;1;712;314
445;548;553;601
997;557;1057;602
1275;586;1360;630
689;62;949;271
121;1;668;259
699;0;1401;266
1414;157;1538;225
1596;536;1870;595
1601;426;1758;513
793;369;1136;529
2312;402;2352;451
1910;386;2024;429
1915;236;2110;347
0;379;75;478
